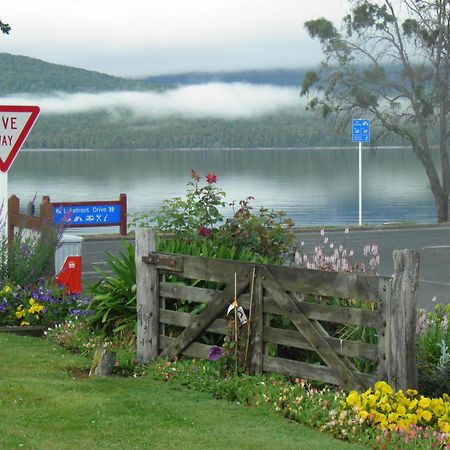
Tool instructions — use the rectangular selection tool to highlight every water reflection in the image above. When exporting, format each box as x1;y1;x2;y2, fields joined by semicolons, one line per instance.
8;147;435;228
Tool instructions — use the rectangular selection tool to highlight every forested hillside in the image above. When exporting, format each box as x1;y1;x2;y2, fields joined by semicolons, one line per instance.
0;53;164;94
2;53;409;149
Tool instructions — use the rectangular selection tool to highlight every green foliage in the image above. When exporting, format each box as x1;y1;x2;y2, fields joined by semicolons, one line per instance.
416;304;450;397
134;171;296;264
0;20;10;34
6;226;59;286
154;170;225;233
86;241;136;335
214;197;296;263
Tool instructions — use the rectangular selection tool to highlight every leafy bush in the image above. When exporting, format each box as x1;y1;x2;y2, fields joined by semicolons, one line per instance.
130;170;296;263
6;226;60;286
416;304;450;397
86;240;136;335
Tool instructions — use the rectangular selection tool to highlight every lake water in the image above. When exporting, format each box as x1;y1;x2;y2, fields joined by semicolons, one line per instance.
8;147;436;231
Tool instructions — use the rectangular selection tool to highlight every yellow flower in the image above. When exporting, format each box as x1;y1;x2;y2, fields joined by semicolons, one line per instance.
422;410;432;422
397;404;407;416
419;396;431;409
0;285;12;294
15;306;25;318
359;410;369;421
20;321;30;326
407;389;418;397
346;391;361;408
439;420;450;433
29;298;35;305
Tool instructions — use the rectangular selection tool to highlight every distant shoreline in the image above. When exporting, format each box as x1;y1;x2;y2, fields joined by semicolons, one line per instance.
22;145;414;152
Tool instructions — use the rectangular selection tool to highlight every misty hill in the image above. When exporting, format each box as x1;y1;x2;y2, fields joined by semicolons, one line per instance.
0;53;408;150
142;68;309;87
0;53;165;95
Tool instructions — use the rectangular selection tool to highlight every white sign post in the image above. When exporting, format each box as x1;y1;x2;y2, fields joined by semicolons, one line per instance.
352;119;370;226
0;105;40;241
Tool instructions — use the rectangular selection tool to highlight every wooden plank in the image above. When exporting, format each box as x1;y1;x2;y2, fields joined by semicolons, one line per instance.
263;264;383;302
263;326;378;361
160;283;222;304
263;300;379;328
263;356;375;388
261;265;366;390
155;253;384;302
135;228;159;363
160;275;250;359
160;309;228;335
159;335;210;360
386;250;419;390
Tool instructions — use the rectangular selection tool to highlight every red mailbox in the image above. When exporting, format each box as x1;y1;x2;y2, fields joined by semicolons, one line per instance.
55;256;82;294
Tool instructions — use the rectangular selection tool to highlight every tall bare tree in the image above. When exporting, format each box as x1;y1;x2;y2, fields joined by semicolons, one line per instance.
302;0;450;222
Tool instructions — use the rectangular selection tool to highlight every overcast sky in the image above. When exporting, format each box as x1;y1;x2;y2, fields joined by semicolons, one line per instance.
2;0;349;77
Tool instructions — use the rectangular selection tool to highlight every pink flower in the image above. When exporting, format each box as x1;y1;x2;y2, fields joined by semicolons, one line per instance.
206;172;217;183
198;225;212;237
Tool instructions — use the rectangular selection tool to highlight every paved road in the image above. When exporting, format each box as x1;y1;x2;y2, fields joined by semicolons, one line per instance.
79;225;450;308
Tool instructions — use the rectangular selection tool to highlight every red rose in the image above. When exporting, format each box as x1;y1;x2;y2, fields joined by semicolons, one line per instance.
206;172;217;183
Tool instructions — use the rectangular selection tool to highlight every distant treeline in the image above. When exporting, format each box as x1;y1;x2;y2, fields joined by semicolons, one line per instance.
141;69;310;87
24;111;409;150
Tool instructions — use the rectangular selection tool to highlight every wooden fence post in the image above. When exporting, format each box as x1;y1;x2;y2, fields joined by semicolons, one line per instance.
385;249;419;391
135;228;159;364
250;268;264;374
7;194;19;253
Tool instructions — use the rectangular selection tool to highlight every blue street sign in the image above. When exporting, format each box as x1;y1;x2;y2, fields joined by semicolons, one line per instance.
53;204;121;226
352;119;370;143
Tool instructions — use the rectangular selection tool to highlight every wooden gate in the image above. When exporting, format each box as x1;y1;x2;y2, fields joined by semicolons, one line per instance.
136;229;419;391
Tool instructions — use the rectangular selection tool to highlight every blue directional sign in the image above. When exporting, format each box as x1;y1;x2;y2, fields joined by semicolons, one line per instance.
53;204;121;226
352;119;370;143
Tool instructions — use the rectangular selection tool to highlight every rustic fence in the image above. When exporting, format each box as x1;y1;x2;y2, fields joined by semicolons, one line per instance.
135;228;419;391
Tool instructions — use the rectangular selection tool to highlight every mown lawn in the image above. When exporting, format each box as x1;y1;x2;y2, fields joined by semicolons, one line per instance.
0;333;366;449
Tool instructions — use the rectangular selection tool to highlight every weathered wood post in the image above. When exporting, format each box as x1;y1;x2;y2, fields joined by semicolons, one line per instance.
250;267;263;374
385;249;419;391
135;228;159;363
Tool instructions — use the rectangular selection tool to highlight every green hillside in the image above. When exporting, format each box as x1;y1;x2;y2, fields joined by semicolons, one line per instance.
0;53;165;94
0;53;409;149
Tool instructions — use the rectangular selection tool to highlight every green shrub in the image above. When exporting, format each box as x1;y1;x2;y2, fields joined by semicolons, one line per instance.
86;240;137;335
416;304;450;396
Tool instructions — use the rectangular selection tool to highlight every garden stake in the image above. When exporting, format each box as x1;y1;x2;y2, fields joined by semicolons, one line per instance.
243;266;256;373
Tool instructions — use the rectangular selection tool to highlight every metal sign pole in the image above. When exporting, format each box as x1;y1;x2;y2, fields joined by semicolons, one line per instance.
359;141;362;226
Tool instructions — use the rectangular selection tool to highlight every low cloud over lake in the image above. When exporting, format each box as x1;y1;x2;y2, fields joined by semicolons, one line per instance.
0;83;304;120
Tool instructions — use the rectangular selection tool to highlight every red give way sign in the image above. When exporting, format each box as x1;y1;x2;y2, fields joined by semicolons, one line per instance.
0;105;40;172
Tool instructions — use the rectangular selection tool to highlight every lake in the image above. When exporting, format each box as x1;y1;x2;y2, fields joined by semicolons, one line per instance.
8;147;436;231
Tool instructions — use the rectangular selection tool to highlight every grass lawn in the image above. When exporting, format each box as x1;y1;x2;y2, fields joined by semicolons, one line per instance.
0;333;367;449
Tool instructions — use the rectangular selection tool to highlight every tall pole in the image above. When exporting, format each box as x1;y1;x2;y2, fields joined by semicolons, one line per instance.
359;141;362;226
0;171;7;240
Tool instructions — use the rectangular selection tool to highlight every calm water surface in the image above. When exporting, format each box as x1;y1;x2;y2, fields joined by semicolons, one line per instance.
8;147;436;231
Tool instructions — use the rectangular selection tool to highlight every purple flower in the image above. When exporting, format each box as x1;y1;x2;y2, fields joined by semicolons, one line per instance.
208;345;224;361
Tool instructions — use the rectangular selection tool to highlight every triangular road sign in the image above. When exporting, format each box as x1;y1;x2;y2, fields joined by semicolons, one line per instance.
0;105;40;172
